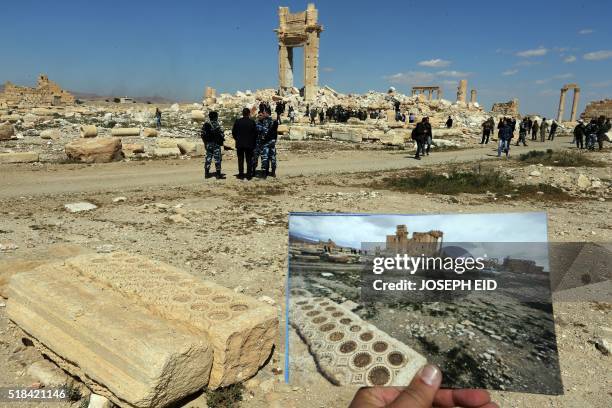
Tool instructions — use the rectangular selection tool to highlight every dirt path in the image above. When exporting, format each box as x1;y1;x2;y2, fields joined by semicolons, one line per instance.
0;139;570;199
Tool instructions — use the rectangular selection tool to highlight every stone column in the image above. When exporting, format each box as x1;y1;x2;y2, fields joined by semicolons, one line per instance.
278;45;293;95
304;31;320;101
570;88;580;122
557;89;567;122
457;80;467;103
438;88;442;100
470;89;477;103
427;90;432;101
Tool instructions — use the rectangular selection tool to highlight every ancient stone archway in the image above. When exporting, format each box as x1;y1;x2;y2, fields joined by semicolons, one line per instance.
557;83;580;122
276;4;323;101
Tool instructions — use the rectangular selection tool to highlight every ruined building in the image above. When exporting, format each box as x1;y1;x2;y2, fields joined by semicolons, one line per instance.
412;86;442;100
581;98;612;120
556;83;580;122
0;74;75;107
385;225;443;256
491;99;520;117
456;80;468;103
276;3;323;101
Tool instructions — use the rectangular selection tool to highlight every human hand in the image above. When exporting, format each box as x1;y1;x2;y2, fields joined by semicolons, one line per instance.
349;365;497;408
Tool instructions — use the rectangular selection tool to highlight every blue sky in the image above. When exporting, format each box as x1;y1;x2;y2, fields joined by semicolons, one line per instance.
289;213;548;247
289;212;549;267
1;0;610;116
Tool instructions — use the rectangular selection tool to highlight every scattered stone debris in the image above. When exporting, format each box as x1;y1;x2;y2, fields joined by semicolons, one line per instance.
7;252;278;406
64;202;98;213
0;242;18;252
26;360;68;387
88;393;114;408
591;337;611;356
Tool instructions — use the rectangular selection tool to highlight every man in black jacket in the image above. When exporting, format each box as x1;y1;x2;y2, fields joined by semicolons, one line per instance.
573;120;586;149
412;117;432;160
201;111;225;179
232;108;257;179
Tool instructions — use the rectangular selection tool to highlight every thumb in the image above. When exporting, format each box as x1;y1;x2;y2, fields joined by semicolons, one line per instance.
388;365;442;408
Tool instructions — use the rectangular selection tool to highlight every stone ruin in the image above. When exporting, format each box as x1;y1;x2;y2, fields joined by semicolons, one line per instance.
491;98;520;117
204;86;217;105
276;3;323;101
6;251;278;407
385;224;443;256
0;74;75;108
456;79;468;103
581;98;612;120
289;288;426;386
412;86;442;100
556;83;580;122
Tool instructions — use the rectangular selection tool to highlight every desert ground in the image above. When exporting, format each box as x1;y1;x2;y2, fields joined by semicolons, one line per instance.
0;135;611;408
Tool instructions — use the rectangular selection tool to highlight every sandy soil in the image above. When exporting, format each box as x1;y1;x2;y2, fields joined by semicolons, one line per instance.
0;136;610;408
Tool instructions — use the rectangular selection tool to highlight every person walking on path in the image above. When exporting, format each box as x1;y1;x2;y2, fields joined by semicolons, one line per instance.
548;120;558;140
412;117;431;160
516;119;528;146
573;120;586;149
155;108;162;130
497;118;513;158
480;117;493;144
531;119;539;141
540;118;549;142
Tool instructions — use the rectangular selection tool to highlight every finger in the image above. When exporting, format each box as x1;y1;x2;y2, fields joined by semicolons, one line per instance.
349;387;402;408
388;365;442;408
433;389;492;407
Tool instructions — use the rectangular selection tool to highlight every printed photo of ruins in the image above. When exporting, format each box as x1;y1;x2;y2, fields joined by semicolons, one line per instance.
287;213;563;395
0;1;610;407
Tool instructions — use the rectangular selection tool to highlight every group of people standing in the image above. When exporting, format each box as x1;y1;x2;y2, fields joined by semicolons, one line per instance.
480;115;566;158
410;117;433;160
572;116;611;150
200;104;278;180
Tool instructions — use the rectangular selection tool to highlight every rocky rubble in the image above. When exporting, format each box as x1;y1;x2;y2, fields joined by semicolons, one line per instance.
0;87;596;165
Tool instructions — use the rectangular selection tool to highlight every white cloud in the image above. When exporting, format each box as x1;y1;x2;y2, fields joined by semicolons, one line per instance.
516;47;548;57
384;69;470;86
384;71;435;85
564;55;576;63
578;28;593;35
436;70;471;78
502;69;518;76
535;79;549;85
589;80;612;88
516;60;541;67
538;89;557;96
553;73;573;79
418;59;451;68
441;80;458;87
289;213;548;248
583;50;612;61
321;67;335;72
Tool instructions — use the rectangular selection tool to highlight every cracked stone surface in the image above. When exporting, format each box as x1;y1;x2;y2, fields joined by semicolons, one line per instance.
289;288;426;386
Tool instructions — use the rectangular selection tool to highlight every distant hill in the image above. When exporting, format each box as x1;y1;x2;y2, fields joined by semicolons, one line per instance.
0;82;179;104
71;91;177;104
289;231;321;244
